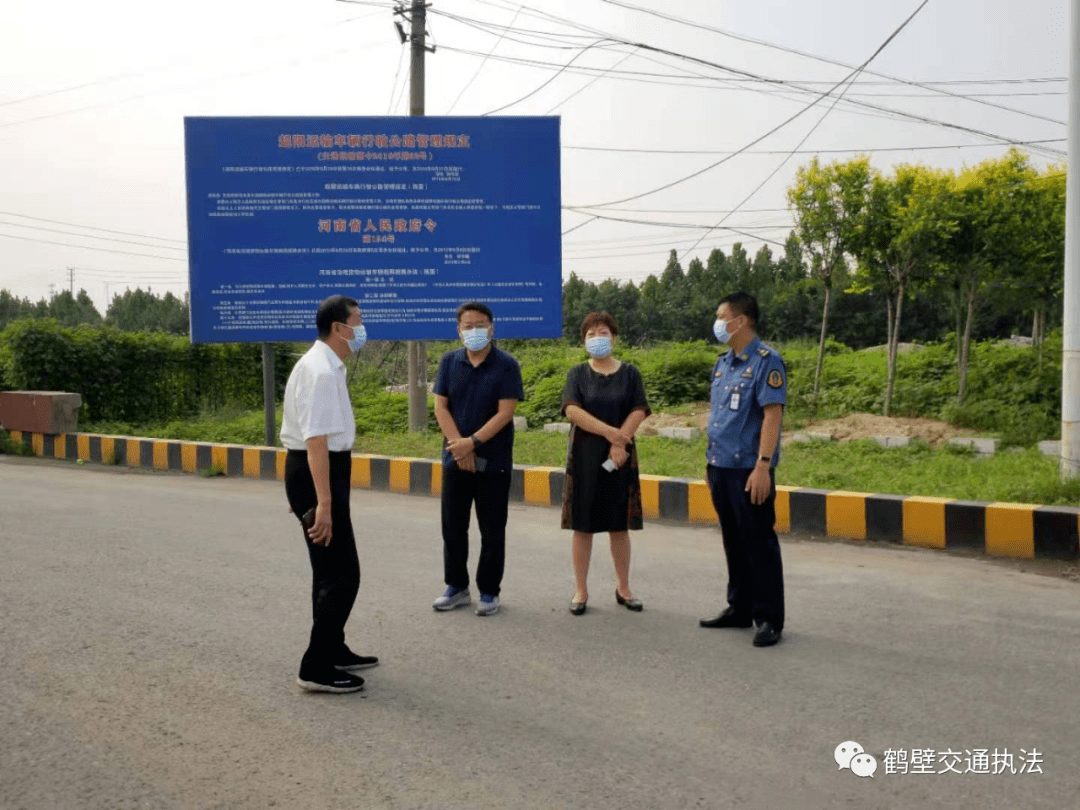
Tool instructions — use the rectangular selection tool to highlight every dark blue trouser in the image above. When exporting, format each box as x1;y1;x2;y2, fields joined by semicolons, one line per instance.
441;464;511;597
706;465;785;631
285;450;360;675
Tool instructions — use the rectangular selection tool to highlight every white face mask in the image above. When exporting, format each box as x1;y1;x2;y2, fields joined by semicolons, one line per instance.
713;318;732;344
462;327;491;352
345;323;367;353
586;336;613;358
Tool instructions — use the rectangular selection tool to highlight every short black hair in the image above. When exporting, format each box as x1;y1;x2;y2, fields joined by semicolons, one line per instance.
718;291;759;327
456;301;493;323
316;295;360;339
580;311;618;342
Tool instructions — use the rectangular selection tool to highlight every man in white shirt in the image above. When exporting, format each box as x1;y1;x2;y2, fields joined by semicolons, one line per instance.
281;295;376;693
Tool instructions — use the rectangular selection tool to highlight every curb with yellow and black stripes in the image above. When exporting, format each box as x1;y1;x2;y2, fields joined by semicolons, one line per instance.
9;430;1079;561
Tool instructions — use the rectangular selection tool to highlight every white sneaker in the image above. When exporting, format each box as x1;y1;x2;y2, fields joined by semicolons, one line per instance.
432;586;471;611
475;594;500;616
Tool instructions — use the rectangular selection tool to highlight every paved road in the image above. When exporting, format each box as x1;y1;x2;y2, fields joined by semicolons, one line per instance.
1;455;1078;810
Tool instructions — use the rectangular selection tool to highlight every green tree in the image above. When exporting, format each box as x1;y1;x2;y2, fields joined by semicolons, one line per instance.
106;287;189;334
788;156;873;400
942;151;1040;402
851;164;953;415
44;289;103;327
0;289;36;330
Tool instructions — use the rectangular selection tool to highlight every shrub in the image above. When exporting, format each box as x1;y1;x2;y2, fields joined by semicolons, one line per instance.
0;319;290;423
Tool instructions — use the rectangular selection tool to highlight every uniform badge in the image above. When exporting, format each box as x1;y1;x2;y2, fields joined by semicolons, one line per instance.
757;348;770;357
741;368;754;378
767;369;784;389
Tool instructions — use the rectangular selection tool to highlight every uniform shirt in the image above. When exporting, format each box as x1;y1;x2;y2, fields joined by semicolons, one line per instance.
706;335;787;469
280;340;356;452
434;346;525;473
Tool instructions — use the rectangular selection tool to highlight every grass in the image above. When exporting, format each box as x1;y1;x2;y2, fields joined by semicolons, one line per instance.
80;408;1080;506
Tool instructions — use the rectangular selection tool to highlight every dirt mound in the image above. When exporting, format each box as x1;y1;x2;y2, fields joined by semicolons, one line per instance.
791;414;976;445
640;405;975;446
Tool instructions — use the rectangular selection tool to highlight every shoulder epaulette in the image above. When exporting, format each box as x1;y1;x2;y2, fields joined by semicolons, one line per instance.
757;347;770;357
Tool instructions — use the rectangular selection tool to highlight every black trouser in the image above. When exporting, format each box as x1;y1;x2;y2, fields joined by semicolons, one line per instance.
284;449;360;675
441;464;512;597
706;465;785;631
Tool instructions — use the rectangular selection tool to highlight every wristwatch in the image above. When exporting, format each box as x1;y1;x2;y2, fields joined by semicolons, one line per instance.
471;434;484;447
758;455;771;464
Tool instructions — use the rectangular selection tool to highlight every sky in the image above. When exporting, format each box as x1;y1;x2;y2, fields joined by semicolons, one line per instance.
0;0;1071;316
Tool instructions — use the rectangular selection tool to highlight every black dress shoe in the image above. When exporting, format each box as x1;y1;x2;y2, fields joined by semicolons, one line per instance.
752;621;782;647
615;589;643;611
699;607;752;628
569;596;588;615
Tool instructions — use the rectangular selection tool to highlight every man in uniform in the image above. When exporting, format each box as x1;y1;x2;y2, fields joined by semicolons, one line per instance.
281;295;377;692
699;292;787;647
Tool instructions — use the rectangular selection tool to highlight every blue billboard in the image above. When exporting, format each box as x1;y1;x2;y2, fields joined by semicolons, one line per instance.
183;116;561;343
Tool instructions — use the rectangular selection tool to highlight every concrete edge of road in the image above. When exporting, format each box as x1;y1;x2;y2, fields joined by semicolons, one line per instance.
8;429;1080;562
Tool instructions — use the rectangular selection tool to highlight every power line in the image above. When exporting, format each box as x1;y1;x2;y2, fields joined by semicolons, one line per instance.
0;9;388;111
595;0;1066;128
0;39;393;132
678;0;920;260
481;38;615;115
562;138;1067;156
436;9;1067;162
387;42;408;114
544;46;640;114
0;232;188;262
446;5;523;113
0;211;185;243
0;221;188;252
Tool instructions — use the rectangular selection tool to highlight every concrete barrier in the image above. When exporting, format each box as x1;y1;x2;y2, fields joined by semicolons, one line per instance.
7;430;1078;562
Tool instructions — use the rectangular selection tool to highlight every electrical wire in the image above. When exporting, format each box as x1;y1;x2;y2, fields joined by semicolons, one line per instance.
0;211;185;243
573;1;931;210
562;138;1066;156
0;221;187;252
1;9;388;111
543;46;640;114
481;38;615;115
446;6;523;113
434;12;1066;161
388;42;408;114
681;58;872;257
596;0;1066;127
0;39;393;132
0;232;187;261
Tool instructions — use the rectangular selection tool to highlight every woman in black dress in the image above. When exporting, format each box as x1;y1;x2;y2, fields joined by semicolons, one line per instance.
560;312;651;615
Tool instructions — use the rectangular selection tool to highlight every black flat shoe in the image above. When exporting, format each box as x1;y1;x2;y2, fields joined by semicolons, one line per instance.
752;621;782;647
615;589;643;612
699;607;752;628
569;596;588;615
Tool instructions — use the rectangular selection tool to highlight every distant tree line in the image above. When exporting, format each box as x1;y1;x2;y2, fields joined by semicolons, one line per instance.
0;287;189;334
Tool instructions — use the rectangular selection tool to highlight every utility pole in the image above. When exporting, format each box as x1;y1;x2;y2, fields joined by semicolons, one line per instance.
402;0;434;431
68;267;74;296
1063;0;1080;479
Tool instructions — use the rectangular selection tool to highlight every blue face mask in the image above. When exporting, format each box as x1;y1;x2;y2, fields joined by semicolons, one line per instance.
462;327;491;352
714;318;739;344
345;323;367;353
585;336;613;359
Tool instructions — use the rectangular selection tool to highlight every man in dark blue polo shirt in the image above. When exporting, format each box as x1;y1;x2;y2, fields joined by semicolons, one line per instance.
432;302;525;616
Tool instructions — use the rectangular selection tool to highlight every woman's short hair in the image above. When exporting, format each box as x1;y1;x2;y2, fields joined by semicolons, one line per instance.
580;311;618;342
